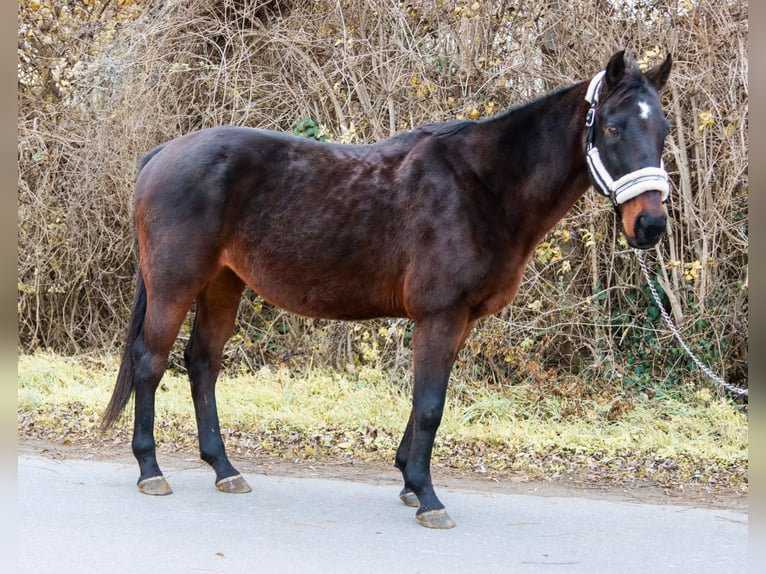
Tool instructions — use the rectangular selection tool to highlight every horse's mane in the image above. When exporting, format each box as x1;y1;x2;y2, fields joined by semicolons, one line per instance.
417;119;473;138
387;62;649;145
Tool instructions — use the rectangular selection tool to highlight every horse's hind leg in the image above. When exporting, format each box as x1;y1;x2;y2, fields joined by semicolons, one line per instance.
133;299;194;495
184;268;250;493
395;413;419;507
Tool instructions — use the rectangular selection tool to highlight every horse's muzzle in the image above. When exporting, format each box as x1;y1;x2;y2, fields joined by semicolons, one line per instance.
629;210;667;249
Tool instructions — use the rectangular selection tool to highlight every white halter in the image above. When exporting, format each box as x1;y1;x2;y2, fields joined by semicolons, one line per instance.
584;71;670;206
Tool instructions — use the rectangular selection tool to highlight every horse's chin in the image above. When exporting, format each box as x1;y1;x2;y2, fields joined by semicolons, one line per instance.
625;233;664;250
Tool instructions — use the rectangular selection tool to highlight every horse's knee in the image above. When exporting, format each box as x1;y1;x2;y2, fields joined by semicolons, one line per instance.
414;395;446;433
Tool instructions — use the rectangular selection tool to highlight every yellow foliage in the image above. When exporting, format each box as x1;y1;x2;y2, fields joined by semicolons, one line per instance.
684;260;703;281
536;241;563;264
698;110;714;131
638;45;664;70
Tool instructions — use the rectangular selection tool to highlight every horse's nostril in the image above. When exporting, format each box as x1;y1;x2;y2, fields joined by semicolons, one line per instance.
636;212;667;241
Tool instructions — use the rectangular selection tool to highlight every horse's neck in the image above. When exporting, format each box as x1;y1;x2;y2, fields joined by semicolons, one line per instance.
473;82;592;229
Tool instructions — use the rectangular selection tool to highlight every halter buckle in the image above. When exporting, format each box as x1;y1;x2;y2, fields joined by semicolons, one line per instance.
585;107;596;128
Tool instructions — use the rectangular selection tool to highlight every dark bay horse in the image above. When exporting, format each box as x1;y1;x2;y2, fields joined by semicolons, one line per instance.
102;50;672;529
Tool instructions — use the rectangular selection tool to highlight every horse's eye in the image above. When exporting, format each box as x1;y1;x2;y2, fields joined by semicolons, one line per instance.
605;125;620;138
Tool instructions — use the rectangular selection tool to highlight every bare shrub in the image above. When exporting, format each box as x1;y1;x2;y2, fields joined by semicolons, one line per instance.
18;0;747;394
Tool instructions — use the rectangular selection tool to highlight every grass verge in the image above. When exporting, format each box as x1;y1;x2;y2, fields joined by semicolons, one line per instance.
18;352;747;494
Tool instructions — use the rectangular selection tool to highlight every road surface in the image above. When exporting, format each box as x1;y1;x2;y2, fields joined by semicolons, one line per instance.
18;453;748;573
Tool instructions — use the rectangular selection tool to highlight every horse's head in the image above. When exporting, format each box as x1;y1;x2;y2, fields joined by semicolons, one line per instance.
585;50;673;249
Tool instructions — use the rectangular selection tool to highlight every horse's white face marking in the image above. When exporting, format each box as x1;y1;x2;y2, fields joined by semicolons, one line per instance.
638;100;652;120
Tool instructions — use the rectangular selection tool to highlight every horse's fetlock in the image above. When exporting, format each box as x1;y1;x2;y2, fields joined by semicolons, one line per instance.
132;435;154;459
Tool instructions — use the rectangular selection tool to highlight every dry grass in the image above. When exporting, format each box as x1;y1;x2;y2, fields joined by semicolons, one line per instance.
17;1;748;395
18;352;748;491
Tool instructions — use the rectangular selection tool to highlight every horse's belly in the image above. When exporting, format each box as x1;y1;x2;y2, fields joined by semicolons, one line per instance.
225;251;407;321
252;280;406;321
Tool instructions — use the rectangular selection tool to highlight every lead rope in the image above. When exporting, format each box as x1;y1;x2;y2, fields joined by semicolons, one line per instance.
634;248;748;397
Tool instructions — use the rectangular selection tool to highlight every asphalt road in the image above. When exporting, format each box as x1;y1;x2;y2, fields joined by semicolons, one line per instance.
18;453;748;573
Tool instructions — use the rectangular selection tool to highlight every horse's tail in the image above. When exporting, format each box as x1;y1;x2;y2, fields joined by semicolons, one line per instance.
101;147;162;432
136;142;166;173
101;266;147;432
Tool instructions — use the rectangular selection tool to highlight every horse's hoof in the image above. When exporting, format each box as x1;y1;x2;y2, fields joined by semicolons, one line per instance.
399;488;420;508
216;474;252;494
137;475;173;496
416;508;456;529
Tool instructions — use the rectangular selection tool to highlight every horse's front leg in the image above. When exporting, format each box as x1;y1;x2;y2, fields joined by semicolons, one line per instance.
396;312;473;529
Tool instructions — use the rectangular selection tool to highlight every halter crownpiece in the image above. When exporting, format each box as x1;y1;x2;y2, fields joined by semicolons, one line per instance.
584;71;670;206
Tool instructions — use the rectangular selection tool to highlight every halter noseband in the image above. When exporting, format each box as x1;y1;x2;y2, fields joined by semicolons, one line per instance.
584;70;670;207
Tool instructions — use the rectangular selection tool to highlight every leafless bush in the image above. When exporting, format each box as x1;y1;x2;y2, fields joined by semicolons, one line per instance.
18;0;748;393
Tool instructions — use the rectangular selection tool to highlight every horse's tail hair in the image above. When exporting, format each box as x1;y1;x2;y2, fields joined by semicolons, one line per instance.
101;266;147;432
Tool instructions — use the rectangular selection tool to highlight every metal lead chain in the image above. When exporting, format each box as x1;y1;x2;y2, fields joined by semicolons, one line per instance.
635;249;748;398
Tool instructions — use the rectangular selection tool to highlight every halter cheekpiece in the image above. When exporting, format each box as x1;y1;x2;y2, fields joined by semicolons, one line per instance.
584;70;670;207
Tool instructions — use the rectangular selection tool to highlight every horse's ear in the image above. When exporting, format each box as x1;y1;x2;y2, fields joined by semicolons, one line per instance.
644;53;672;92
604;50;627;90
